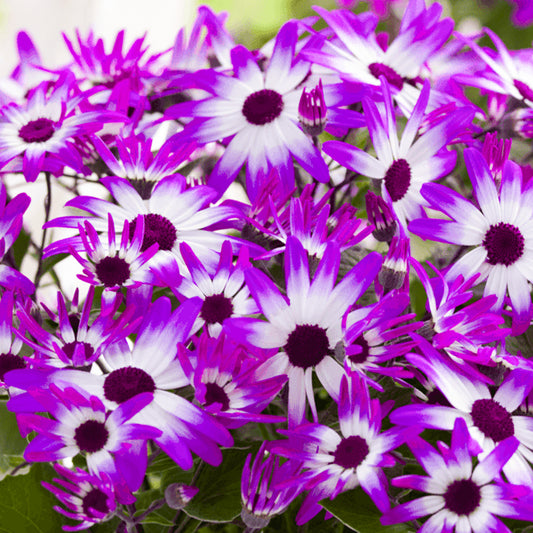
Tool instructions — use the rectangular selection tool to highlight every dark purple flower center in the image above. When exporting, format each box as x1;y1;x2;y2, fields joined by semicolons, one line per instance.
368;63;404;90
482;222;524;266
103;366;156;404
61;342;95;364
333;435;369;469
204;382;230;411
200;294;234;325
0;353;26;381
470;398;514;442
284;324;330;369
348;336;370;364
514;80;533;102
384;159;411;202
18;117;55;143
129;213;177;252
75;420;109;453
242;89;284;125
82;488;110;518
444;479;481;516
95;256;131;287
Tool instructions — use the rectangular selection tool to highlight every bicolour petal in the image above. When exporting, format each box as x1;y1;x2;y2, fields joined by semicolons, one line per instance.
323;140;385;178
464;148;501;223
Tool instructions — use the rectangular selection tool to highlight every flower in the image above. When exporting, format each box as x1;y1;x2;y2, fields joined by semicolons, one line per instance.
15;286;139;369
382;417;533;532
166;21;331;201
42;463;117;531
155;240;257;336
0;73;125;182
16;384;160;504
71;214;158;291
274;374;414;524
178;331;287;429
225;235;382;425
324;78;473;225
409;147;533;333
391;339;533;487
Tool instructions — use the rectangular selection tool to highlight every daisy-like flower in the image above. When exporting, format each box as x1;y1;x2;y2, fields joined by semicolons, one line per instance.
382;417;533;532
0;73;125;182
340;291;418;387
390;339;533;487
44;174;252;273
178;331;287;429
410;259;508;364
18;297;234;470
409;147;533;333
15;384;160;504
42;463;117;531
303;0;454;112
71;214;158;292
155;240;257;336
166;20;331;201
225;235;382;426
15;286;139;369
324;78;473;225
273;374;414;524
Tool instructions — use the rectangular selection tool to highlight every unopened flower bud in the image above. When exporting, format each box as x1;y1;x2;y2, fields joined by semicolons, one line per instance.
365;191;397;243
378;236;409;292
298;80;327;136
164;483;198;510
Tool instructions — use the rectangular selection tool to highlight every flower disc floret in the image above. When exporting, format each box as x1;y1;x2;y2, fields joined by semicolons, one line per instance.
384;159;411;202
443;479;482;516
129;213;177;252
74;420;109;453
82;488;110;517
204;382;230;411
242;89;284;125
104;366;156;403
471;398;514;442
284;324;330;369
333;435;369;469
95;256;131;287
200;294;234;325
18;118;55;143
482;222;524;266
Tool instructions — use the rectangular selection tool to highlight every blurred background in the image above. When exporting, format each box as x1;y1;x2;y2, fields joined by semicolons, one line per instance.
0;0;531;75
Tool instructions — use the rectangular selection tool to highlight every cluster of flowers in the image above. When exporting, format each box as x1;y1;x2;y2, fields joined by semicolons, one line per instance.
2;0;533;531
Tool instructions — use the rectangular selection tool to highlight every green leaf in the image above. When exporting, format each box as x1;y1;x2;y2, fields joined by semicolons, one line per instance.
182;445;260;523
40;253;69;276
12;228;31;270
0;399;27;479
322;488;415;533
0;463;67;532
0;400;27;455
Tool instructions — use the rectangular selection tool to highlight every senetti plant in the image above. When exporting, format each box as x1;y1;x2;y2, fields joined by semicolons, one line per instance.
4;1;533;532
